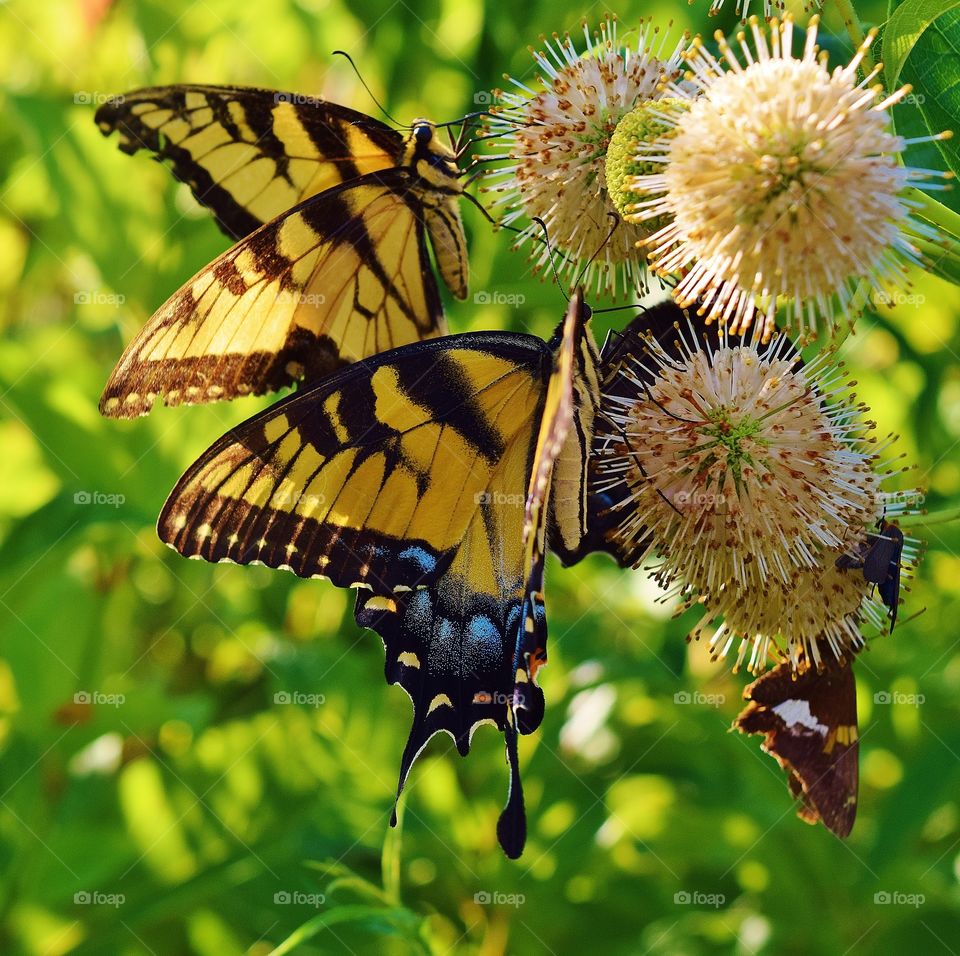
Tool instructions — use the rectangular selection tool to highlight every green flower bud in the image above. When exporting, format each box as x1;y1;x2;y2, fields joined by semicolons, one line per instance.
604;98;688;228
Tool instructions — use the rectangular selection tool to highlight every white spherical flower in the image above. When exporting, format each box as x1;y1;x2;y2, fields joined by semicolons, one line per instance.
624;16;949;340
483;18;684;298
593;306;919;671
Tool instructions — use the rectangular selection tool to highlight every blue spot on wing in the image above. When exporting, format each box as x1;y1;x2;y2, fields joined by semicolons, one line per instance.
467;614;503;668
468;614;501;648
398;546;437;575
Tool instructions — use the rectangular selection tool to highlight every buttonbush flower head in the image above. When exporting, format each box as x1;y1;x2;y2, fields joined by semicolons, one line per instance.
483;17;684;298
620;15;949;340
593;310;919;671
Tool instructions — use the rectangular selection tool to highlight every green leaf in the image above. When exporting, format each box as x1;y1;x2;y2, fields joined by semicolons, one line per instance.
882;0;960;90
892;10;960;215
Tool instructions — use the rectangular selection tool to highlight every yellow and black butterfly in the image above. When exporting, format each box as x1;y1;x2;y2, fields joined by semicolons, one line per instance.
157;289;600;857
95;85;474;417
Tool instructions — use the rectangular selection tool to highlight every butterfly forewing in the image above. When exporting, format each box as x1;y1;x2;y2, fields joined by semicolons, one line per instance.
158;333;551;592
95;85;403;239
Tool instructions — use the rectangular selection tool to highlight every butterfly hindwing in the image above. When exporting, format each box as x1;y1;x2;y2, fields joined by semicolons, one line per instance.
159;293;598;859
735;658;859;838
100;172;448;417
355;291;597;859
501;290;596;855
95;85;403;240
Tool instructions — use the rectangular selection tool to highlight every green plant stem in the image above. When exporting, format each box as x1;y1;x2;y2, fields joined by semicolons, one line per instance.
381;790;405;905
828;277;871;351
908;186;960;240
897;505;960;528
913;235;960;267
268;904;417;956
833;0;876;75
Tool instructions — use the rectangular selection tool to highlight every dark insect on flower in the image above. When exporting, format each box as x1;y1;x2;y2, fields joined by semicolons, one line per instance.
836;520;905;630
735;653;859;838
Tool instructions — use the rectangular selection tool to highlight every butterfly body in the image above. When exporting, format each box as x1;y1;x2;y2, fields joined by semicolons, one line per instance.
96;86;471;417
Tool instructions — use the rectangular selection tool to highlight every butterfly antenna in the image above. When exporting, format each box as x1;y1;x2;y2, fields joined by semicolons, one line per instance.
531;217;568;303
894;606;926;629
574;213;619;290
332;50;406;128
576;213;644;316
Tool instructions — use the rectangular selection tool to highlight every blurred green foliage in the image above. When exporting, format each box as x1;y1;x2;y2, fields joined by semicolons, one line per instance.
2;0;960;953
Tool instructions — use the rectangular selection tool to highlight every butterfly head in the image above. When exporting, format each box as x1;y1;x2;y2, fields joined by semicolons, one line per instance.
404;119;461;187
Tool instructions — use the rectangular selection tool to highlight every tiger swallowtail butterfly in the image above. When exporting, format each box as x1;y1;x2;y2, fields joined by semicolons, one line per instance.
156;289;600;858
